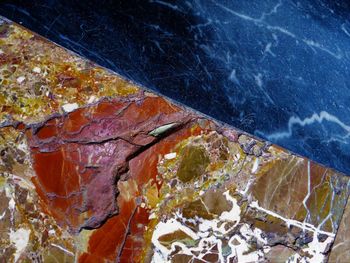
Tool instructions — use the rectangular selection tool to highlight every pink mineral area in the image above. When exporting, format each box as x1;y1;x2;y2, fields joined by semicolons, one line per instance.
79;122;206;262
27;94;192;232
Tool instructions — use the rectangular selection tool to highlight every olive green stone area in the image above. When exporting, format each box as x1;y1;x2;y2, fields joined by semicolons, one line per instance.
176;145;210;182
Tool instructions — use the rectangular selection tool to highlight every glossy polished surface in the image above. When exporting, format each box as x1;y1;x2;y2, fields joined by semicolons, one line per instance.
1;0;350;174
1;17;350;262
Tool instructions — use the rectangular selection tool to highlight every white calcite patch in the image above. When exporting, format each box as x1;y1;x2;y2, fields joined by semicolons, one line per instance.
251;158;259;173
150;191;269;262
164;152;177;160
0;210;6;220
150;184;335;263
227;224;268;263
287;224;334;263
10;228;31;262
219;190;241;222
152;218;199;262
32;67;41;73
16;76;25;84
62;103;79;113
88;95;97;103
8;197;15;210
300;234;333;262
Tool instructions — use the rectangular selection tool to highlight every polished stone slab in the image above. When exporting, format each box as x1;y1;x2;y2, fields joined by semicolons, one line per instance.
1;0;350;175
1;16;350;263
329;199;350;263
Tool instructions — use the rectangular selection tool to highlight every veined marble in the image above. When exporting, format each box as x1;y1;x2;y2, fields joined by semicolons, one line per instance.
1;1;350;174
0;15;350;263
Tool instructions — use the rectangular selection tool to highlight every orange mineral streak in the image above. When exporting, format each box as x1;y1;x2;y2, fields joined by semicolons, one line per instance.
31;145;94;229
31;175;85;230
91;100;128;119
33;149;73;195
79;199;138;263
122;96;180;120
79;123;205;262
118;206;151;263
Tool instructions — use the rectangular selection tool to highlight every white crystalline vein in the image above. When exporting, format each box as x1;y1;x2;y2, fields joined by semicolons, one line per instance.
249;201;335;237
10;228;30;262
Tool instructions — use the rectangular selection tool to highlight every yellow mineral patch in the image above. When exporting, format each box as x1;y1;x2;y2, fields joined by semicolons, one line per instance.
176;145;210;183
145;183;159;209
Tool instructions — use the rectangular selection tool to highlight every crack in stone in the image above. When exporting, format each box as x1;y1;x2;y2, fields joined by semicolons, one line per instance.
115;205;138;263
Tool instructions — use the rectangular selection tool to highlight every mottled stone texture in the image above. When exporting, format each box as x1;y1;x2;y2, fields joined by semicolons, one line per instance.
27;95;192;232
329;200;350;263
1;16;350;263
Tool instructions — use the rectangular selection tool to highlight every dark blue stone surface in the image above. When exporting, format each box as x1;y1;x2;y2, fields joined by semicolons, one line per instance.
1;0;350;174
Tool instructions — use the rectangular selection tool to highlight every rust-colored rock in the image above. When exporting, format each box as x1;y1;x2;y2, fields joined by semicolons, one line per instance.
1;16;350;263
79;122;205;262
27;94;193;232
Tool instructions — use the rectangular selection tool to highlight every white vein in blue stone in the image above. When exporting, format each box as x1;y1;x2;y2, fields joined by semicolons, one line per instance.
210;0;343;59
262;111;350;142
